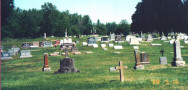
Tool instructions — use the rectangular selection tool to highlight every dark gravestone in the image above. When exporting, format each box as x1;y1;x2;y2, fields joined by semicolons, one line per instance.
101;37;109;42
55;58;80;73
39;41;44;47
21;42;31;49
141;52;150;65
134;50;144;69
61;43;74;51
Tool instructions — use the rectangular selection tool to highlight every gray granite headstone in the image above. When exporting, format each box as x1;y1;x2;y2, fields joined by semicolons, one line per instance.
159;57;167;64
1;52;12;60
87;37;97;46
56;58;80;73
44;41;53;47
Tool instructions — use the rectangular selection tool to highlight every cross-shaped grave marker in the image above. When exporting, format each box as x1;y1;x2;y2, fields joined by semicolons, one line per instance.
115;61;128;82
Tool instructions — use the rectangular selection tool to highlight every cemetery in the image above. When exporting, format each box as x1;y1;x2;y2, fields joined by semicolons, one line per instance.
1;34;188;89
2;0;188;90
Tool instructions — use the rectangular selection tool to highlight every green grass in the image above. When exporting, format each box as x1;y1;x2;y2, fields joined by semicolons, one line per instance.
1;37;188;90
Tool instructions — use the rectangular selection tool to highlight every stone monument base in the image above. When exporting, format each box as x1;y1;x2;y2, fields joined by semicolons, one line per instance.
172;61;186;67
43;67;51;71
135;65;144;70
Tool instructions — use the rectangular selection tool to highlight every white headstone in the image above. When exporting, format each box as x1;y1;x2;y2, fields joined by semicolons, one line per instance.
114;46;123;49
101;44;106;48
108;44;114;47
93;44;98;48
129;36;140;45
82;42;87;45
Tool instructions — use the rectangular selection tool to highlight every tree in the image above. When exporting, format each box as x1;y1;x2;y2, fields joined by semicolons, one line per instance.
40;2;59;36
2;0;14;26
116;20;130;35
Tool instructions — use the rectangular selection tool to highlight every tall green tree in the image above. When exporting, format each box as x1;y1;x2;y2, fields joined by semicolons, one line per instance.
116;20;130;35
40;2;59;36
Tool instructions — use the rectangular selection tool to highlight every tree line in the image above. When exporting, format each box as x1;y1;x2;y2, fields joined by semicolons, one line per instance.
132;0;188;36
2;1;130;40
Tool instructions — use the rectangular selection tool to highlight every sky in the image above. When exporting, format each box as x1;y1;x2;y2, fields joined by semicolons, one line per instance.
14;0;141;24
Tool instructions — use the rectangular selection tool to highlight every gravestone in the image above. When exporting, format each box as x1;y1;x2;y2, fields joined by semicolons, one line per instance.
115;36;124;43
63;38;72;43
134;50;144;70
141;52;150;65
30;41;39;48
75;41;79;44
115;61;128;82
44;33;46;39
85;51;93;54
93;44;98;48
42;53;51;71
161;35;167;40
87;37;97;46
1;52;12;60
109;67;116;71
82;42;87;45
8;49;15;56
169;39;175;44
65;29;67;37
55;40;60;45
172;35;186;67
114;45;123;49
50;52;60;56
151;44;162;46
126;35;134;42
21;42;31;49
159;57;167;64
108;44;114;47
133;46;139;50
60;40;64;45
55;55;80;73
147;34;153;41
60;43;74;51
20;50;32;58
39;41;44;47
152;35;157;39
101;36;109;43
110;33;115;41
101;44;106;48
159;49;167;64
43;41;53;47
129;36;140;45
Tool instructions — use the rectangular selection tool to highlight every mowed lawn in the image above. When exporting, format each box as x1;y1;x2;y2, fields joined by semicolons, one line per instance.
1;36;188;90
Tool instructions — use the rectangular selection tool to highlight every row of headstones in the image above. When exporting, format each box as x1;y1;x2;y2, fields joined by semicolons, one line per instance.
22;41;53;49
1;50;32;60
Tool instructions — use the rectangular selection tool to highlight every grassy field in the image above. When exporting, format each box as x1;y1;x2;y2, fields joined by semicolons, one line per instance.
1;36;188;90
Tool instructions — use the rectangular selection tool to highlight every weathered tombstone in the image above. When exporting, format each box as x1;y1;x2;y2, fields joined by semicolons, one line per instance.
55;51;80;74
85;51;93;54
73;52;81;55
129;36;140;45
87;37;97;46
114;45;123;49
159;49;167;64
141;52;150;65
20;50;32;58
43;41;53;47
39;41;44;47
172;34;186;66
21;42;31;49
147;34;153;41
126;35;134;42
110;33;115;41
50;52;60;56
1;52;12;60
134;50;144;70
115;36;124;43
42;53;51;71
101;36;109;43
115;61;128;82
